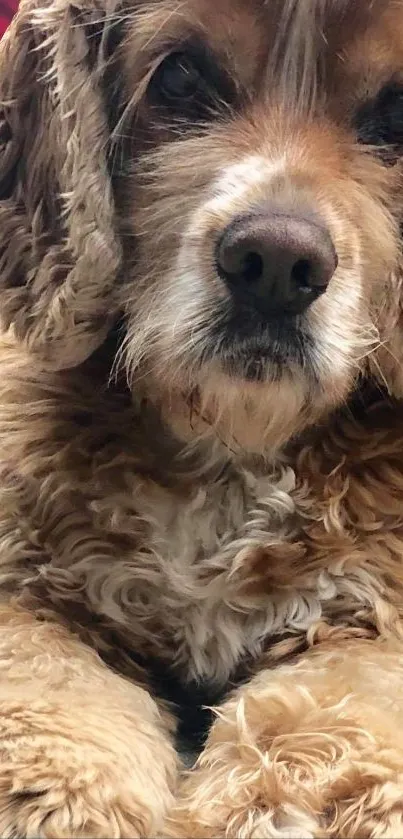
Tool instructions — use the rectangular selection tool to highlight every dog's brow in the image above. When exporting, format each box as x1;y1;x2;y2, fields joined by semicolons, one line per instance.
262;0;392;112
266;0;325;113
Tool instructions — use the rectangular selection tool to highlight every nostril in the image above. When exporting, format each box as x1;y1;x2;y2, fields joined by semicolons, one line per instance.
291;257;331;299
291;259;313;291
241;251;264;283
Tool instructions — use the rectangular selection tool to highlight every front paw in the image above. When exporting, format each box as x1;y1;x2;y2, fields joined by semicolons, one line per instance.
165;657;403;838
0;694;177;838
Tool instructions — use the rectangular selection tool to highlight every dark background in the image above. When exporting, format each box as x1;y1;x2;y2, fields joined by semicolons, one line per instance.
0;0;17;38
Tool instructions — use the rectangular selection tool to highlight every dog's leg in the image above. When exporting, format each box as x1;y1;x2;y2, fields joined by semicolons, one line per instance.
0;602;177;839
166;636;403;838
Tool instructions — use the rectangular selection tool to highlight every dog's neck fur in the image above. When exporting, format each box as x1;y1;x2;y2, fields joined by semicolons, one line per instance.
0;332;397;698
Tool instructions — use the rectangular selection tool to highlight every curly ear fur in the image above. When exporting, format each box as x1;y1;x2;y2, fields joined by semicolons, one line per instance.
0;0;123;369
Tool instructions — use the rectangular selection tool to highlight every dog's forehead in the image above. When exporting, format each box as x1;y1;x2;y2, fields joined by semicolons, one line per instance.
124;0;403;107
128;0;403;75
207;0;400;60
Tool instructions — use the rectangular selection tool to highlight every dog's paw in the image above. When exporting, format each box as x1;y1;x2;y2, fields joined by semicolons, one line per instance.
0;694;177;838
167;798;321;839
165;654;403;839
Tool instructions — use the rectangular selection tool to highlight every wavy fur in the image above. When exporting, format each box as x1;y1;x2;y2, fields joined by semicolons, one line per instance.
1;0;403;836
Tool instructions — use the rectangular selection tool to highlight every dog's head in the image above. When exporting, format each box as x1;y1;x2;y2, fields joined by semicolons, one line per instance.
2;0;403;454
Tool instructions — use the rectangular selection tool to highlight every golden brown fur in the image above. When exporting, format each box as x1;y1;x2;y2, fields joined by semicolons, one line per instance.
2;0;403;836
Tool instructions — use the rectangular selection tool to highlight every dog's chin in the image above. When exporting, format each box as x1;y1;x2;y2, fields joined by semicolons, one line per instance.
204;308;316;385
133;316;351;457
215;340;308;385
146;341;320;459
156;371;309;458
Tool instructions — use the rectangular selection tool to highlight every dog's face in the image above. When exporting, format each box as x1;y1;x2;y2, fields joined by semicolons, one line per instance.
112;0;403;452
2;0;403;454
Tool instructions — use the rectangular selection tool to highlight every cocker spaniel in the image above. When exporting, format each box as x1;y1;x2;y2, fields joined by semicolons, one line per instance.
1;0;403;836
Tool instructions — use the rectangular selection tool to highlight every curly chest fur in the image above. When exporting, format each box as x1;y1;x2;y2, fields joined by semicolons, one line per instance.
2;352;402;691
115;468;300;685
77;458;380;686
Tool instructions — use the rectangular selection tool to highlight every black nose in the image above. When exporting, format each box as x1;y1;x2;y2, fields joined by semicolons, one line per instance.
216;211;338;316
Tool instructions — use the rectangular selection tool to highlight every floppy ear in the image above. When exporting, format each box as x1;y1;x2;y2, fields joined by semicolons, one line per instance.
0;0;124;369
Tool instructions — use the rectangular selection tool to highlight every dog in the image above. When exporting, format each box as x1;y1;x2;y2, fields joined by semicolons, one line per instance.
2;0;403;835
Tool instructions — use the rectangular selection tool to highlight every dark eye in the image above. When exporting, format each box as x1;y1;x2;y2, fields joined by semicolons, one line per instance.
154;52;204;101
148;41;237;119
355;82;403;150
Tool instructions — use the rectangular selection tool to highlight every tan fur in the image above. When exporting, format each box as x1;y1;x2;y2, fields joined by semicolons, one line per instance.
0;602;177;838
167;638;403;838
2;0;403;836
